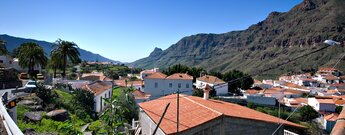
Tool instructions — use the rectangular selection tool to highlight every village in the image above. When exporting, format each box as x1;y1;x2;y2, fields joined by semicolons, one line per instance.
1;0;345;134
2;48;345;135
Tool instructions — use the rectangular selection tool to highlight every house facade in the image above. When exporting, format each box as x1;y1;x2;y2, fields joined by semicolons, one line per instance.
143;72;193;99
0;55;41;72
81;81;113;113
195;75;228;95
308;98;336;112
139;93;305;135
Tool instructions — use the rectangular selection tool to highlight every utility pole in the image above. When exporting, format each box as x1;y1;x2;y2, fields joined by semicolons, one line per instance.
177;89;180;135
152;103;170;135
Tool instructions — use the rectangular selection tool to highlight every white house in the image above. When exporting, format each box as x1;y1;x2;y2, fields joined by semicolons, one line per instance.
308;98;336;112
0;55;41;72
143;72;193;99
81;81;113;113
140;68;160;79
195;75;228;95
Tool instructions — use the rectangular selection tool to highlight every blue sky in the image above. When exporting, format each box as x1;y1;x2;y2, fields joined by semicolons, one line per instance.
0;0;302;62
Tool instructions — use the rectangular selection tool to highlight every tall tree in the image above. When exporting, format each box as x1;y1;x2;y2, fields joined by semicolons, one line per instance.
222;70;254;94
52;39;81;78
49;51;64;78
17;42;47;76
0;39;8;55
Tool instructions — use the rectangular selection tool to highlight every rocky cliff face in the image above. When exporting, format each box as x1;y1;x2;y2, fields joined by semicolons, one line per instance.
131;0;345;79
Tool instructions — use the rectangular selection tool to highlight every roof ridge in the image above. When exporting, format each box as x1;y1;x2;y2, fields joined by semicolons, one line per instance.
183;96;223;115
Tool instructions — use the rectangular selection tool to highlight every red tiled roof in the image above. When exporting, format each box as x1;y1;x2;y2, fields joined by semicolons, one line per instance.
197;75;225;85
132;90;151;100
245;89;260;95
331;108;345;134
139;94;304;134
166;73;193;80
334;99;345;105
282;82;308;90
319;68;337;71
316;99;335;104
82;81;112;96
325;75;338;80
324;113;339;121
331;83;345;87
294;98;308;104
146;72;167;79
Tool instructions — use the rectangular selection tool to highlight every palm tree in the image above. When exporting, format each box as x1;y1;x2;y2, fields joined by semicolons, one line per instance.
48;51;64;78
0;39;8;55
17;42;48;76
51;39;81;78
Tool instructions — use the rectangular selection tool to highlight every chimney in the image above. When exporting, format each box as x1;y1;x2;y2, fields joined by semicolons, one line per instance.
203;84;212;100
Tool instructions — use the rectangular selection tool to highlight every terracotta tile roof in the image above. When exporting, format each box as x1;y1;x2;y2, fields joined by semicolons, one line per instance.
80;72;111;81
331;108;345;134
132;89;151;100
334;99;345;105
331;83;345;87
197;75;225;85
146;72;167;79
166;73;193;80
282;82;308;90
82;81;112;96
324;113;339;121
139;94;304;134
325;75;339;80
284;89;306;95
245;89;260;95
114;80;144;87
316;99;335;104
319;68;337;71
294;98;308;104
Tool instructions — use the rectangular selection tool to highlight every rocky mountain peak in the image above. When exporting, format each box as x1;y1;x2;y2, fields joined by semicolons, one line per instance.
149;47;163;57
292;0;328;11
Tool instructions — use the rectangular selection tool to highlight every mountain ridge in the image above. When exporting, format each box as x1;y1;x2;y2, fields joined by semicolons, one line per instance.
130;0;345;79
0;34;120;63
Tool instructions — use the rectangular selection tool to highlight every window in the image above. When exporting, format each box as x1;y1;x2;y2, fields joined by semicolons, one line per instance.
100;96;103;110
186;83;189;88
109;91;111;98
105;93;107;98
169;83;172;88
178;83;181;88
155;82;158;88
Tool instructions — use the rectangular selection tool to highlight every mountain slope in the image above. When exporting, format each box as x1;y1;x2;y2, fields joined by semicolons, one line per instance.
0;34;120;63
131;0;345;79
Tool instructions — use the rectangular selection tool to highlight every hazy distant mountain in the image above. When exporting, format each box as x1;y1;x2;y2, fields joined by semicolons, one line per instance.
0;34;120;63
131;0;345;79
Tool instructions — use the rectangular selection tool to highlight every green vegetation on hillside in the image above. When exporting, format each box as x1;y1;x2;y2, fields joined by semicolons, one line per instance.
131;0;345;79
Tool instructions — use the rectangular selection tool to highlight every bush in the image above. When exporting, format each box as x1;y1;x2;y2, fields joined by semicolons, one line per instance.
299;105;319;122
35;83;58;104
72;89;95;119
336;106;343;114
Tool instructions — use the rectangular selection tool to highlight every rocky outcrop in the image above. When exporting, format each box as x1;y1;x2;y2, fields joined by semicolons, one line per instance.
130;0;345;78
24;112;42;122
46;109;69;121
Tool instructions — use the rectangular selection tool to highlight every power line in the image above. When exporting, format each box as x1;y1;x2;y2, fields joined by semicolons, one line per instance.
271;45;344;135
